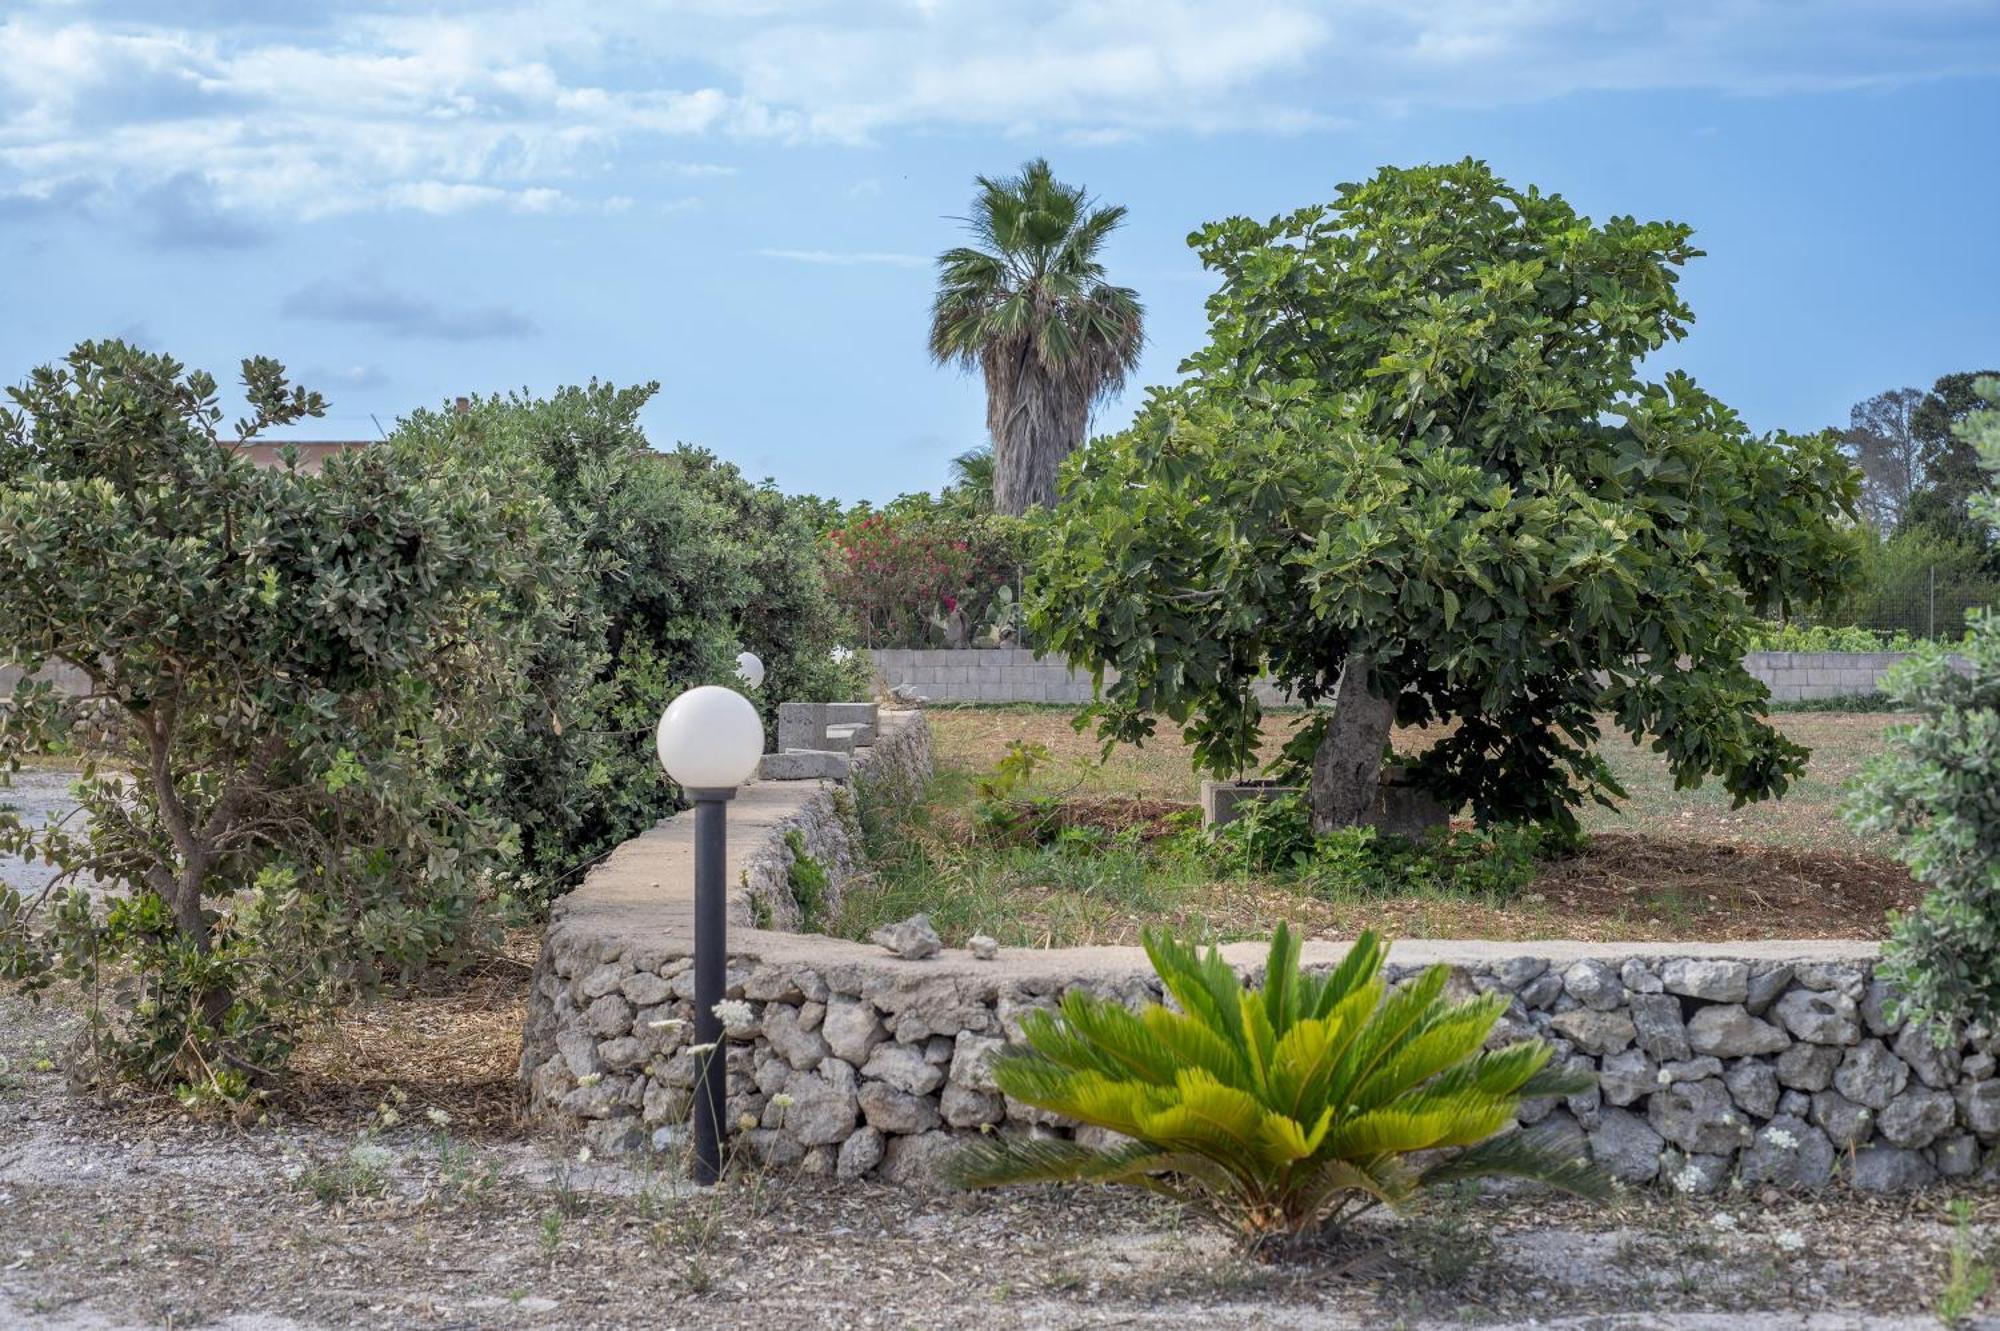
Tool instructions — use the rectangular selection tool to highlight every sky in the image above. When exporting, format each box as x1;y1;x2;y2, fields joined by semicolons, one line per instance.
2;1;1998;505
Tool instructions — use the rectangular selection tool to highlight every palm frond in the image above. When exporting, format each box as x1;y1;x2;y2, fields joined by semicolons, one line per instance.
1416;1125;1614;1203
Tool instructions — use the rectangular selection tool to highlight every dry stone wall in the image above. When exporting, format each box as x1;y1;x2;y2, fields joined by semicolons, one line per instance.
520;710;1990;1191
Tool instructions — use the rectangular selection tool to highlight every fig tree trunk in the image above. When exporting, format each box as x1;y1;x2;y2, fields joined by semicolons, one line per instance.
1309;653;1395;834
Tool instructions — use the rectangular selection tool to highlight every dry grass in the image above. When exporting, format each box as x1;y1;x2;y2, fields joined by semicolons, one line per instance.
280;927;539;1138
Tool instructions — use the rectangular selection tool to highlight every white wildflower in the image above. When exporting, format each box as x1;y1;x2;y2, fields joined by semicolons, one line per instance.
1766;1127;1798;1149
738;1113;759;1132
770;1093;795;1109
647;1018;687;1031
376;1104;402;1128
425;1108;452;1128
1773;1229;1806;1253
687;1041;718;1056
576;1072;603;1088
1657;1067;1674;1086
713;999;755;1027
577;1146;592;1164
348;1141;393;1171
1672;1164;1705;1193
1710;1212;1739;1232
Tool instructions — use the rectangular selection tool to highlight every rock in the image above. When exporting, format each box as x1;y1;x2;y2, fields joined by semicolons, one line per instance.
598;1036;648;1071
1937;1134;1982;1177
557;1027;605;1080
1664;1151;1733;1195
968;935;999;961
1662;958;1751;1003
642;1080;688;1125
1619;959;1664;995
1893;1024;1961;1089
1520;973;1565;1011
1589;1106;1665;1182
1965;1052;1996;1082
1860;979;1904;1036
1776;1042;1842;1092
1793;962;1866;995
762;1004;830;1071
1725;1059;1780;1119
744;1128;807;1168
940;1082;1006;1128
1745;965;1795;1016
1650;1078;1747;1156
1495;956;1550;991
1660;1056;1725;1084
1550;1008;1637;1055
949;1032;1006;1094
580;961;628;1000
836;1126;885;1179
1810;1090;1874;1149
1562;959;1625;1011
1851;1146;1938;1192
582;1116;646;1156
870;913;942;960
621;971;673;1007
858;1081;942;1134
781;1064;860;1146
880;1130;962;1187
1878;1086;1956;1150
1772;988;1862;1046
1960;1079;2000;1137
1737;1114;1836;1190
862;1042;947;1096
582;993;635;1039
1686;1005;1790;1059
1833;1040;1910;1111
560;1075;630;1119
822;997;888;1066
1599;1049;1656;1107
1629;993;1693;1062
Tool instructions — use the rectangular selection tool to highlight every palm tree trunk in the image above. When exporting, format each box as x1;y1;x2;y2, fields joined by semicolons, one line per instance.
1309;653;1395;833
990;357;1086;516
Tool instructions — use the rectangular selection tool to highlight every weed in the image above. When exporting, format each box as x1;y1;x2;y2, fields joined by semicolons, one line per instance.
782;828;831;930
300;1139;394;1205
1936;1199;1993;1326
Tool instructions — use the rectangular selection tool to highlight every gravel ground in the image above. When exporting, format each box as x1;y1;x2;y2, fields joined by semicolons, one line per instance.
4;996;1998;1330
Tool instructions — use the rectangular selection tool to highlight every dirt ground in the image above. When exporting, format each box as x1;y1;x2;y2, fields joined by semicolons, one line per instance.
4;993;1998;1331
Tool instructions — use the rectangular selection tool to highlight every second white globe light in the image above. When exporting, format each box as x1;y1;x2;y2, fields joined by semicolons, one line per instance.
735;651;765;689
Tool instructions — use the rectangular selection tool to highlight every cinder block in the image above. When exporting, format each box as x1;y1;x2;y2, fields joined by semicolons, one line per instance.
822;703;879;727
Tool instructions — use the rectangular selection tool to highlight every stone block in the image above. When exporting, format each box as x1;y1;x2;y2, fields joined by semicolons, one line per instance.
760;750;851;782
1200;778;1301;829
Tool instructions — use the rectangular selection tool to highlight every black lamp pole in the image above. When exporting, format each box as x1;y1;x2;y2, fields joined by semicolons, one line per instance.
688;786;735;1186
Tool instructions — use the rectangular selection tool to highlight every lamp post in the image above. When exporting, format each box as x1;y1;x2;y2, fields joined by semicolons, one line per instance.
655;684;765;1185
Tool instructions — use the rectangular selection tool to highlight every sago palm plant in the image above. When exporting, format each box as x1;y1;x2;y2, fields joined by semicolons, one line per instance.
949;925;1609;1244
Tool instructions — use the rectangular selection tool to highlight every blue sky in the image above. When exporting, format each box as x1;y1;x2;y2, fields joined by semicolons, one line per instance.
3;1;1997;505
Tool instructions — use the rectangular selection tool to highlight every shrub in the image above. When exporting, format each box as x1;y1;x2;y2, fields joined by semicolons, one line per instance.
824;497;1033;648
949;925;1608;1246
0;343;567;1098
1846;378;2000;1041
1745;623;1923;653
439;387;868;899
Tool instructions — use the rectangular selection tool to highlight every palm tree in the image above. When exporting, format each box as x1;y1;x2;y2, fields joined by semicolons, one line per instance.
929;159;1144;516
947;446;994;511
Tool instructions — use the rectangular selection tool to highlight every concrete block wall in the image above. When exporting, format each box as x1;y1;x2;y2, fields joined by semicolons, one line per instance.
874;649;1951;707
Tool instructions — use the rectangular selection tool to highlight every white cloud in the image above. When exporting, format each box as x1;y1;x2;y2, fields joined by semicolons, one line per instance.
0;1;1994;223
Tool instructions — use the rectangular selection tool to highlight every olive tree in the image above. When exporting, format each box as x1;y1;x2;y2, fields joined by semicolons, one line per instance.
1847;378;2000;1039
0;341;571;1096
1031;161;1862;832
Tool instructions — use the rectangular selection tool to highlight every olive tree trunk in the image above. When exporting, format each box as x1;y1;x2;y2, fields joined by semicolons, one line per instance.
1309;653;1395;834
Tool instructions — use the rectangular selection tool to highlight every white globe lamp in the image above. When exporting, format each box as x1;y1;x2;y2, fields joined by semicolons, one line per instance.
656;685;764;792
735;651;765;690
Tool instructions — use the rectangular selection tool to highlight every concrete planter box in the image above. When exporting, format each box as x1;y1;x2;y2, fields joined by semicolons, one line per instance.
1200;766;1449;840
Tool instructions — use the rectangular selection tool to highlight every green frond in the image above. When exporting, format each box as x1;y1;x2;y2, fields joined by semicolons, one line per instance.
946;1135;1166;1189
1417;1126;1614;1203
1304;928;1383;1020
1261;921;1301;1031
1345;997;1508;1111
1140;1005;1248;1082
